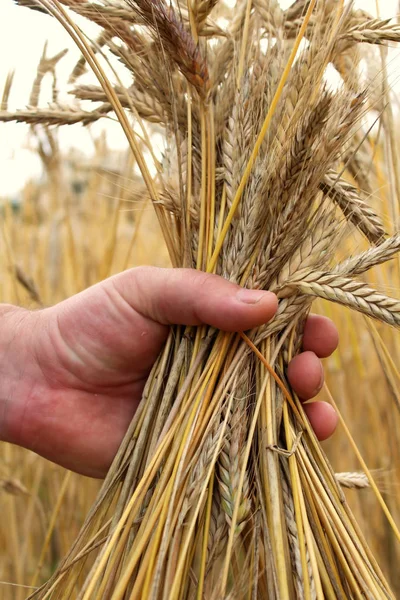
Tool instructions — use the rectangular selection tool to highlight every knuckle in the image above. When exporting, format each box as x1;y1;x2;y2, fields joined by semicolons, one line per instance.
188;270;221;290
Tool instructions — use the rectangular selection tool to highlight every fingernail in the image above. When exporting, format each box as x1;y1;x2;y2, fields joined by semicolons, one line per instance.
236;289;274;305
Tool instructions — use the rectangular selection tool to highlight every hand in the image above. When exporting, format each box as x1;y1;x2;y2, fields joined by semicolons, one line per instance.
0;268;338;478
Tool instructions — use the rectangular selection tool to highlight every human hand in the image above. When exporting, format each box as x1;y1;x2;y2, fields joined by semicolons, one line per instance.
0;268;338;478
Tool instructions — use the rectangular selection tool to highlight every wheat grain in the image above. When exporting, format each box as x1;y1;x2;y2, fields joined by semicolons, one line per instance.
218;390;252;535
321;171;386;244
0;106;110;126
336;232;400;276
281;272;400;327
336;472;370;490
340;18;400;46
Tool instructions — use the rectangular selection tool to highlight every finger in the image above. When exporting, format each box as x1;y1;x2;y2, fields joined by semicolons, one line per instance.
303;314;339;358
303;401;338;441
112;267;278;332
287;351;324;400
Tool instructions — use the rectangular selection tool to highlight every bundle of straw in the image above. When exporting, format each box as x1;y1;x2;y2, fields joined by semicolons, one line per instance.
7;0;400;597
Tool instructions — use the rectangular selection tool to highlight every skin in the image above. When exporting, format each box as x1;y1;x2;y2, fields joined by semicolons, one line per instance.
0;267;339;478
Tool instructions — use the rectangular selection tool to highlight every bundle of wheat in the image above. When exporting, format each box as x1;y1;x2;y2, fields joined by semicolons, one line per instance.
4;0;400;598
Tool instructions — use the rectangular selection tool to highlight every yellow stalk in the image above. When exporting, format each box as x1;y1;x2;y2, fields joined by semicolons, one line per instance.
142;400;207;595
138;338;230;597
220;336;292;597
206;103;216;264
196;104;208;270
313;546;340;600
41;572;68;600
81;420;181;600
186;88;193;243
4;483;23;600
169;391;236;600
284;332;319;598
108;495;165;599
282;402;311;600
298;454;376;599
263;342;290;600
196;470;215;600
367;318;400;383
214;184;227;270
296;471;324;600
194;333;231;432
30;472;72;589
300;444;391;598
157;335;220;447
192;337;243;449
122;195;150;271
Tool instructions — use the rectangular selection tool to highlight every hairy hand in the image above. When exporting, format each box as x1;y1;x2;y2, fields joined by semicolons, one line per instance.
1;268;338;478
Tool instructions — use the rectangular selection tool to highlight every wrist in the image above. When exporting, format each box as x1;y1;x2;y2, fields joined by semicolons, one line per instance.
0;305;39;444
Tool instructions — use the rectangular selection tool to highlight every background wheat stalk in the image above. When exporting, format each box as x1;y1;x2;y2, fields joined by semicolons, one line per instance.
3;0;400;598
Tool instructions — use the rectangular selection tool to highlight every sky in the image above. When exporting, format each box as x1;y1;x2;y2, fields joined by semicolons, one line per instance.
0;0;399;195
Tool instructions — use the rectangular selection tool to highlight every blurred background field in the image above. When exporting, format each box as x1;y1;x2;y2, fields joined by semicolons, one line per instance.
2;0;400;598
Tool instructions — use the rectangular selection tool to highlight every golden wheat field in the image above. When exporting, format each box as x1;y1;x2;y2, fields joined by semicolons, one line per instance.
2;0;400;598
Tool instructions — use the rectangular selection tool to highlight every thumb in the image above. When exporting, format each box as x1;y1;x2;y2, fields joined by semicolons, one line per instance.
111;267;278;331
